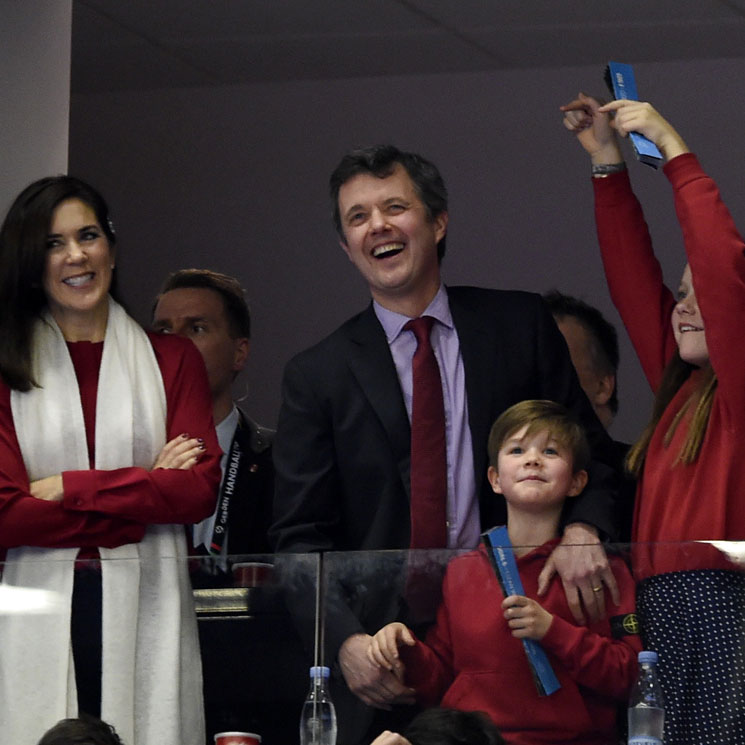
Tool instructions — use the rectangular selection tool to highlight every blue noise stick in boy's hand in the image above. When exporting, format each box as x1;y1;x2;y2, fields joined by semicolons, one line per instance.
482;526;561;696
605;61;664;168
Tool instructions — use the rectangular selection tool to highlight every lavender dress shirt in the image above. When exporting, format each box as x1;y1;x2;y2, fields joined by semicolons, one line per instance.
374;285;481;549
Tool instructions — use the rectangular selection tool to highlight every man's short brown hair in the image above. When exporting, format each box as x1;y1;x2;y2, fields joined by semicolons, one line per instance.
154;268;251;339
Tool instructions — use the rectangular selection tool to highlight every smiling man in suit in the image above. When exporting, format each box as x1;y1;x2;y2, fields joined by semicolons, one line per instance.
270;145;620;742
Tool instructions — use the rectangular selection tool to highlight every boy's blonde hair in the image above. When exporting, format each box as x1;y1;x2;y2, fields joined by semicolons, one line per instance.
487;400;590;473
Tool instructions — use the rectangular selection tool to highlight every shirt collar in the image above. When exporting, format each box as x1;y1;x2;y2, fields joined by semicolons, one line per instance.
215;405;240;454
373;284;454;343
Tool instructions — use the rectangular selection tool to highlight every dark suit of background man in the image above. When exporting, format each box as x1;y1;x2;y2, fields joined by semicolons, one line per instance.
269;146;621;743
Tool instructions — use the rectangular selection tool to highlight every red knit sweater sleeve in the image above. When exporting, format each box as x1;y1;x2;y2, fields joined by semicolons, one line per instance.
664;154;745;427
593;169;677;392
539;555;641;700
594;153;745;421
0;334;219;549
0;387;146;549
399;577;458;706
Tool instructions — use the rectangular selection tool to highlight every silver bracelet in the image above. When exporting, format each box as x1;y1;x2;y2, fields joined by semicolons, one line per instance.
591;162;627;178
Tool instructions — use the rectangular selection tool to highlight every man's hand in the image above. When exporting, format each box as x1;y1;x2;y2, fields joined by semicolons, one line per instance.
537;523;619;624
369;732;412;745
152;433;205;470
338;633;416;710
502;595;553;640
29;474;64;502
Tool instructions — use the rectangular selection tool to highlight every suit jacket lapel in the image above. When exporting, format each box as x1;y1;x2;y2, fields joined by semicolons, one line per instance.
448;289;499;488
345;305;412;499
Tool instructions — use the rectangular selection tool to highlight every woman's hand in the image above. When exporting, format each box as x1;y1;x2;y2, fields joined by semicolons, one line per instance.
502;594;553;640
561;92;623;164
30;474;64;502
28;435;204;501
152;433;206;470
597;100;690;161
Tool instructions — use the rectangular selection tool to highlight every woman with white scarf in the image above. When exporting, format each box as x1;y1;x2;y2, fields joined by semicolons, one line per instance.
0;176;222;745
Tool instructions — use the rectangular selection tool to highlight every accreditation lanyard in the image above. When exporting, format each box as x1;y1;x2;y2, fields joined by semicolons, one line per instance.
208;426;243;556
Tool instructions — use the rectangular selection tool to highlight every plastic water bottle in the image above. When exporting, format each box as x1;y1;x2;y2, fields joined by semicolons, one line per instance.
299;666;337;745
628;650;665;745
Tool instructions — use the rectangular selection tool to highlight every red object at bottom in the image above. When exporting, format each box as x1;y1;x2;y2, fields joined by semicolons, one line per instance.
214;732;261;745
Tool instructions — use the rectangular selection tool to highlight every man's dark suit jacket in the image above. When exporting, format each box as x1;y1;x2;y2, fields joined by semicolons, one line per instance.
195;411;306;744
192;409;274;590
228;409;275;555
270;286;619;655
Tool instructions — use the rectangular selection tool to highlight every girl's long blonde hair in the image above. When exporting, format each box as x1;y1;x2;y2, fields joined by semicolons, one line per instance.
626;351;716;476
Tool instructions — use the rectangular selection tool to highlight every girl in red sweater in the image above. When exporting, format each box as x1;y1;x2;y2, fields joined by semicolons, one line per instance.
562;93;745;745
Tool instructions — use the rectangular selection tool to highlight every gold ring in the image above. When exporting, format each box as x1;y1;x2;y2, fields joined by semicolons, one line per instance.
592;586;602;593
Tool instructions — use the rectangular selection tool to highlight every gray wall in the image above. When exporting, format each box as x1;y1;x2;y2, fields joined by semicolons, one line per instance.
69;57;745;443
1;1;71;215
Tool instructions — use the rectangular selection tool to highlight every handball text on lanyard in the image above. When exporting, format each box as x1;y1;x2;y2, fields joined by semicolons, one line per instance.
209;427;244;555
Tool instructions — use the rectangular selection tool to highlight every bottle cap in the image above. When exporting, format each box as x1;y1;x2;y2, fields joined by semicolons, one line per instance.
309;665;330;678
638;650;658;664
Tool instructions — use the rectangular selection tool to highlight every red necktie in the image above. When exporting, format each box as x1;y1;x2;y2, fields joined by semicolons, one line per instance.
405;316;447;549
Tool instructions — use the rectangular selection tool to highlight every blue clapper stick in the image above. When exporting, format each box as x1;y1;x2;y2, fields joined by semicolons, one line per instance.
482;525;561;696
606;61;663;168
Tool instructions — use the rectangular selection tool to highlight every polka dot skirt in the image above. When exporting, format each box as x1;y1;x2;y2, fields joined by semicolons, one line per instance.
637;569;745;744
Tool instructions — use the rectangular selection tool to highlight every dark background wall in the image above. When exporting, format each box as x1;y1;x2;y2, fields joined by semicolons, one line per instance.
69;57;745;442
1;1;71;213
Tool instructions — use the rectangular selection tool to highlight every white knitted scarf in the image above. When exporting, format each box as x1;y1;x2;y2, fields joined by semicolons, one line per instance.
0;298;204;745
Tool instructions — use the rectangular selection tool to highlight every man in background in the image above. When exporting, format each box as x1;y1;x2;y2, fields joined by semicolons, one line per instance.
543;290;619;431
153;269;274;569
153;269;290;741
544;290;634;540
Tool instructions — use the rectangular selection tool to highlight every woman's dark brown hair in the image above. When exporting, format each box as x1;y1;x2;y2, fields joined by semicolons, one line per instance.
0;176;117;391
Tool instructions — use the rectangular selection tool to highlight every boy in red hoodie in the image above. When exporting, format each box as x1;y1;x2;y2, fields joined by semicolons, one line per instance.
368;400;640;745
